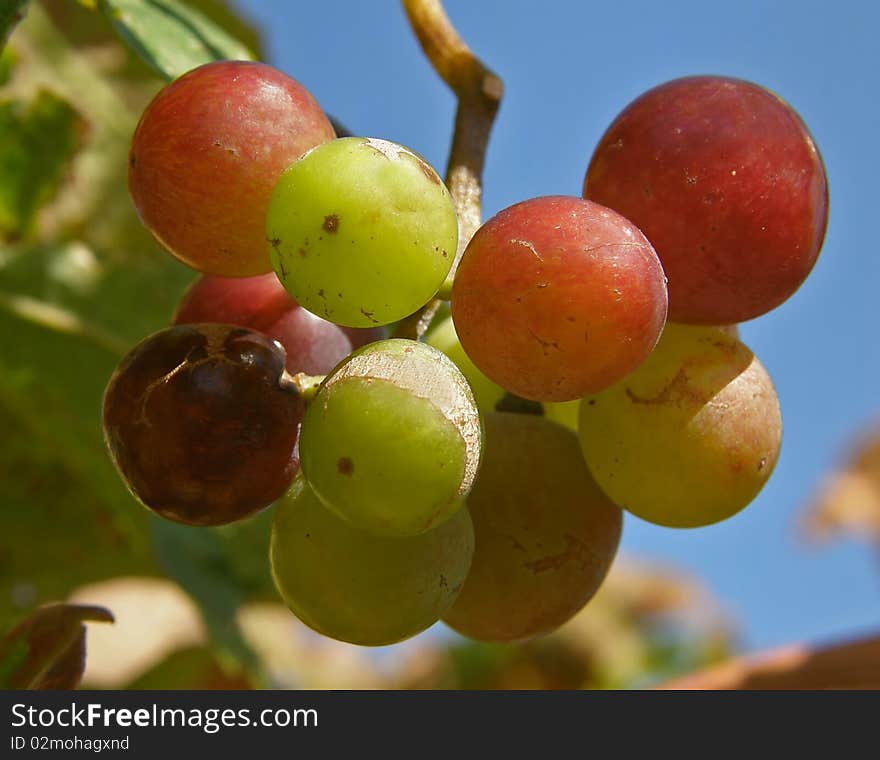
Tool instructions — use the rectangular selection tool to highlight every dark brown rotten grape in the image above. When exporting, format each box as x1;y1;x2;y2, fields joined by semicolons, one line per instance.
102;324;304;526
173;273;386;374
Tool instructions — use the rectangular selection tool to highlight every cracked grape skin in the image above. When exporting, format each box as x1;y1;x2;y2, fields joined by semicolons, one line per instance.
102;324;303;526
129;61;335;277
266;137;458;327
298;339;482;538
173;273;386;375
270;476;474;647
578;323;782;528
442;413;623;643
451;196;668;402
584;75;828;324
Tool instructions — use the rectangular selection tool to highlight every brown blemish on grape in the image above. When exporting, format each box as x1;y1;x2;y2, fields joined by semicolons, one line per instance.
511;238;543;261
625;369;709;407
316;289;330;313
523;534;589;574
129;154;136;169
758;457;767;471
337;457;354;476
360;307;378;323
298;247;307;257
416;157;441;185
268;236;281;250
527;327;559;355
322;214;339;233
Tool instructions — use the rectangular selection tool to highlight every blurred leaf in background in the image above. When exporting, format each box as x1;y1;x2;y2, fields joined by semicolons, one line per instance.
0;0;270;664
802;418;880;545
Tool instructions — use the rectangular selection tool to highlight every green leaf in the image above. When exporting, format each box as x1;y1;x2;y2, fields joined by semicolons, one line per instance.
97;0;255;81
0;0;28;51
151;518;264;680
0;91;84;241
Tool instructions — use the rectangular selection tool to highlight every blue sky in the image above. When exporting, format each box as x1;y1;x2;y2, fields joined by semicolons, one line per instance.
235;0;878;651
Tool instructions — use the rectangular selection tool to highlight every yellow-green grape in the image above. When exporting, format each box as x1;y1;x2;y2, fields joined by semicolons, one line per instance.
425;315;504;412
271;477;474;646
442;413;623;642
299;339;482;537
579;323;782;528
267;137;457;327
426;315;580;430
544;400;580;432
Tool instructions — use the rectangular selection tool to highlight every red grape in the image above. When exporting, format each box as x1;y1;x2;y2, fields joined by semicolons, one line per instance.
451;196;668;402
584;75;828;324
102;324;303;526
174;274;385;375
129;61;335;277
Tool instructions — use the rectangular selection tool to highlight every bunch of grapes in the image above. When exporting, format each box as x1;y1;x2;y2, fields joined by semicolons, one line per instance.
103;60;827;647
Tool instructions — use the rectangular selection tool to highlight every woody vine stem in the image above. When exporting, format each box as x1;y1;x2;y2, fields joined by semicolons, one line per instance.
394;0;503;340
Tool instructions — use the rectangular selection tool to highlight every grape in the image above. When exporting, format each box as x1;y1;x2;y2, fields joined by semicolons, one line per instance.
543;400;580;432
426;315;579;429
425;315;505;413
442;413;622;642
451;196;668;402
299;339;481;537
578;323;782;528
129;61;334;277
266;137;457;327
102;324;303;526
584;76;828;324
271;477;474;646
173;273;383;374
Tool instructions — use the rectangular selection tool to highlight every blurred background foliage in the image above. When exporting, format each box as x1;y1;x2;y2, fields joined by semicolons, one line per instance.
0;0;876;690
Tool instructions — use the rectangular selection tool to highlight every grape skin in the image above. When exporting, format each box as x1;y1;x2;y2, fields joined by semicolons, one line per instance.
129;61;335;277
584;76;828;324
426;314;580;430
299;339;482;537
267;137;457;327
443;413;623;642
102;324;303;526
578;324;782;528
271;477;474;647
451;196;668;402
173;273;385;375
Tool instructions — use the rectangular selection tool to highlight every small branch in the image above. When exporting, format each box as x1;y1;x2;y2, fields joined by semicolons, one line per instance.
657;632;880;690
280;371;324;403
495;392;543;416
395;0;503;341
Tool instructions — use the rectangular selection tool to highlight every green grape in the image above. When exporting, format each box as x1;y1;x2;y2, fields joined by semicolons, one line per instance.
544;400;580;433
271;477;474;646
426;315;580;429
299;339;482;537
442;413;622;642
267;137;457;327
425;315;505;412
579;323;782;528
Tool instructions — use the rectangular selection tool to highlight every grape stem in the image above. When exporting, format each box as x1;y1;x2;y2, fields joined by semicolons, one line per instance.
394;0;503;341
281;371;325;403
